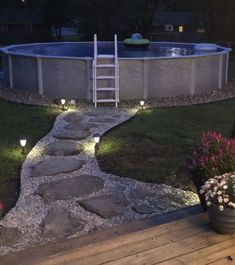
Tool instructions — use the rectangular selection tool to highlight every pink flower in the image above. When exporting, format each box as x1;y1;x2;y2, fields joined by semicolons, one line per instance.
211;155;215;162
0;201;4;211
189;131;235;179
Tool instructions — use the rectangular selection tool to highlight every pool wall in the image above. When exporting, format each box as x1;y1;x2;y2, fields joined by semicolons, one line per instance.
2;42;231;100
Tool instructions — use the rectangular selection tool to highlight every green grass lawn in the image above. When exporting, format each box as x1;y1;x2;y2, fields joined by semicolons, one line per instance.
0;100;60;214
96;99;235;192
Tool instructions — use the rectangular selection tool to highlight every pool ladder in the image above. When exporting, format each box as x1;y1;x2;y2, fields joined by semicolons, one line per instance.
92;34;119;108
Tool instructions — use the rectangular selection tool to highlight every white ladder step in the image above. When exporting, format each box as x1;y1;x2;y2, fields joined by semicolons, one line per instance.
93;34;119;108
96;76;115;80
97;54;115;58
96;87;116;91
96;64;115;68
95;99;117;103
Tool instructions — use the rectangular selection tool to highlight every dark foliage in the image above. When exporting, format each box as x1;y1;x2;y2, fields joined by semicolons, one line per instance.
1;0;235;41
230;121;235;138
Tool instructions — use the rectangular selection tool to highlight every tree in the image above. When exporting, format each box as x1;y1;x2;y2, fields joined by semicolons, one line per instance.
41;0;73;40
186;0;235;41
73;0;160;40
0;0;74;40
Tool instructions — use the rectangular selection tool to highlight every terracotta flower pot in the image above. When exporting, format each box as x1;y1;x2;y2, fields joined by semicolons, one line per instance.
208;203;235;234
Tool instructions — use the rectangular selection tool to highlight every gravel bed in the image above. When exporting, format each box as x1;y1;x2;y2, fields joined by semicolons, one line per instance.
1;79;235;109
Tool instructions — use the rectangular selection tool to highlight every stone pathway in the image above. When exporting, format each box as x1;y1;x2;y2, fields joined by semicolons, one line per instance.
0;107;199;256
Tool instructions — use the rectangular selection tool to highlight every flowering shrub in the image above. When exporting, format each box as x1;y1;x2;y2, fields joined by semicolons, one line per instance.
188;131;235;182
200;173;235;211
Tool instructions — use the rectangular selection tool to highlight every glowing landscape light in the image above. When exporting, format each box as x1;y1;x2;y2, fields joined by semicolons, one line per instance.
61;99;66;110
93;133;101;144
140;100;145;109
20;138;27;154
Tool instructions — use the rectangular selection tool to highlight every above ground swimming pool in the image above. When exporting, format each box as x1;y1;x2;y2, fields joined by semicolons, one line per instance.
1;42;231;100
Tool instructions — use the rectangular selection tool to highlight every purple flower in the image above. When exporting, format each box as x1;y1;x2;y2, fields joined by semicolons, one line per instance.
188;131;235;180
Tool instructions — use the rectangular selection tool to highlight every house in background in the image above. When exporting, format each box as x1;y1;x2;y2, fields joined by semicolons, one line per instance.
0;9;51;44
152;11;207;42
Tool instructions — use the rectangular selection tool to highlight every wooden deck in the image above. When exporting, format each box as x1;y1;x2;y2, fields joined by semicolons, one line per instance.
2;206;235;265
33;213;235;265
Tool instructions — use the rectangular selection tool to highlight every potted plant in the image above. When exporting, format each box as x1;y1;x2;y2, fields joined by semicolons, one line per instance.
188;131;235;210
200;173;235;234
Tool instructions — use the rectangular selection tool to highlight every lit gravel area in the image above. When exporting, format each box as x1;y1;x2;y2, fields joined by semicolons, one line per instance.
0;106;199;256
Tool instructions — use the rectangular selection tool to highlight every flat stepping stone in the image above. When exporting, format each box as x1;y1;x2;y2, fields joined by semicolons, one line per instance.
63;113;83;123
84;112;110;117
112;114;121;118
54;130;90;140
0;226;21;246
84;112;100;117
42;205;84;238
64;122;98;131
89;118;115;123
37;175;104;202
132;197;177;214
80;194;129;219
132;201;159;214
147;198;177;211
31;158;84;177
166;193;187;204
44;140;83;156
128;188;156;200
108;184;126;194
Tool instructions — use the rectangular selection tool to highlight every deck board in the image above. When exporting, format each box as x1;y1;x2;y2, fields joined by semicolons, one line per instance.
209;257;235;265
159;239;235;265
104;231;231;265
32;212;235;265
0;205;203;265
33;214;208;265
58;220;210;265
2;206;235;265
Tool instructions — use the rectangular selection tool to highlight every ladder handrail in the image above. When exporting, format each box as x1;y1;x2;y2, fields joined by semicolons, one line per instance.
114;34;118;62
93;34;97;105
114;34;119;104
94;34;97;62
93;34;119;108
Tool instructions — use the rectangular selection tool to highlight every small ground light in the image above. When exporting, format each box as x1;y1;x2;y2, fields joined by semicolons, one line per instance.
93;133;101;144
61;99;66;110
140;100;145;109
69;99;76;106
20;139;27;154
